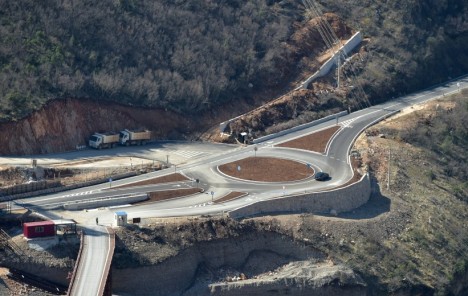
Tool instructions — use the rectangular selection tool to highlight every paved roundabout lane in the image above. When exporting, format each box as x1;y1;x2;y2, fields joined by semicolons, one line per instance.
10;74;467;225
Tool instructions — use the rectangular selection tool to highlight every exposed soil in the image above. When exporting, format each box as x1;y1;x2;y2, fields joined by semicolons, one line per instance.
0;13;356;156
218;157;312;182
277;125;341;153
115;173;189;189
214;192;247;204
143;188;203;204
0;267;55;296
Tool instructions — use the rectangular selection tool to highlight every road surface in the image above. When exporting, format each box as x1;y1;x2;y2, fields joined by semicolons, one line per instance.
7;75;468;226
68;226;114;296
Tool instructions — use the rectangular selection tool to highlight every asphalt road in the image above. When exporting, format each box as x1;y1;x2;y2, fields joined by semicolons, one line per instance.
6;75;467;296
68;225;113;296
7;75;468;226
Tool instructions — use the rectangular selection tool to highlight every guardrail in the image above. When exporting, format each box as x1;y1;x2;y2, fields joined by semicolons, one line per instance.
100;227;115;296
66;230;84;296
67;227;115;296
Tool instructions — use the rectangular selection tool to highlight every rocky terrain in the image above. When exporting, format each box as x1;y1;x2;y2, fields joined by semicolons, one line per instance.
0;1;467;294
0;92;467;295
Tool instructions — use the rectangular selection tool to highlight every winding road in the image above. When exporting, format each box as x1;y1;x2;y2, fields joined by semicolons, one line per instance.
9;75;466;225
3;75;467;296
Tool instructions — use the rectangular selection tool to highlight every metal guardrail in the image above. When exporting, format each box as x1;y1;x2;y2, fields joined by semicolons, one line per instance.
66;230;84;296
100;227;115;296
67;227;115;296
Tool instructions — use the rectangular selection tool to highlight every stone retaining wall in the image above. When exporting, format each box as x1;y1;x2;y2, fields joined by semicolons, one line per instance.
229;173;370;219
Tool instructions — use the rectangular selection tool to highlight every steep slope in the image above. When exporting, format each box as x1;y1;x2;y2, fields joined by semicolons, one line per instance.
0;0;467;121
0;99;191;155
111;91;468;295
0;0;467;155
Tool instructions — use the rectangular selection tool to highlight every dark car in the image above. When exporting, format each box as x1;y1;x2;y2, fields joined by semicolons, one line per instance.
314;172;329;181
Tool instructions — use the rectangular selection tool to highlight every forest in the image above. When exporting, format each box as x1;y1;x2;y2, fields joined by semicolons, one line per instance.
0;0;467;121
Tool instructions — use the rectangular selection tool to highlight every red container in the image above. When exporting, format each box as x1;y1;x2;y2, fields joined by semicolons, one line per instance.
23;221;55;238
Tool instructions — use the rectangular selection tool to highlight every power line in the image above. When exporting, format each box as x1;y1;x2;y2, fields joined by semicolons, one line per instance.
302;0;372;110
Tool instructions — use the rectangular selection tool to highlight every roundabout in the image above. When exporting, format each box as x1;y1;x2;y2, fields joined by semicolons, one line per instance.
217;156;315;182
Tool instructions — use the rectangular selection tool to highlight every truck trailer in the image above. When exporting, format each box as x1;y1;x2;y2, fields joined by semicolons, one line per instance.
119;129;151;146
89;132;120;149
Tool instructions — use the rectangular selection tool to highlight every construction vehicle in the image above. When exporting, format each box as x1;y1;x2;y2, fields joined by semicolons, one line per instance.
88;132;119;149
119;129;151;146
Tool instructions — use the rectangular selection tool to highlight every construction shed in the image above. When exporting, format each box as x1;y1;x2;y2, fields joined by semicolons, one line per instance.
23;221;55;239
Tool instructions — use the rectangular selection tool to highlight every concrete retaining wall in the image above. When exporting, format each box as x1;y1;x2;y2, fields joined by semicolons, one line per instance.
228;173;370;219
219;32;362;134
1;172;137;201
63;193;148;210
0;180;61;197
252;110;348;144
299;31;363;90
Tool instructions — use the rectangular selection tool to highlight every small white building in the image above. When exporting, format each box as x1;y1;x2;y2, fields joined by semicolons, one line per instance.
114;211;127;226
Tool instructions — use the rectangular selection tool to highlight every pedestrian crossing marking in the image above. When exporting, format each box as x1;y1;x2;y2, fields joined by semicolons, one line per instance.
171;150;207;159
63;191;93;198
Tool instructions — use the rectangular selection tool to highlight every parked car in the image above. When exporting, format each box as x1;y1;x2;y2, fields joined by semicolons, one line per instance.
314;172;329;181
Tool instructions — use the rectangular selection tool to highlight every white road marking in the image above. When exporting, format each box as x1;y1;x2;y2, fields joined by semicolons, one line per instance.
170;150;207;159
340;118;357;128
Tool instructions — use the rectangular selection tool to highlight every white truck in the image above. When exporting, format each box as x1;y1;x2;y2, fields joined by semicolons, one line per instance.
89;132;120;149
119;129;151;146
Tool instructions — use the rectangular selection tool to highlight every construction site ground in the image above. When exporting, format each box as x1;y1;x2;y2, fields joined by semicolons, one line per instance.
1;96;463;295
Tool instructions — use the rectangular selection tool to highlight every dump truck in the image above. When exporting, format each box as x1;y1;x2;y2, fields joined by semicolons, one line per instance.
89;132;120;149
119;129;151;146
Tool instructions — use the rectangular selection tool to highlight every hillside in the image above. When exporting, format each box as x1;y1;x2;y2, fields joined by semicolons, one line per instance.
111;90;468;295
0;92;466;295
0;0;467;128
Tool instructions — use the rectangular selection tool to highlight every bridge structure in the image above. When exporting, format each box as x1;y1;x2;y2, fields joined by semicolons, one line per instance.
67;226;115;296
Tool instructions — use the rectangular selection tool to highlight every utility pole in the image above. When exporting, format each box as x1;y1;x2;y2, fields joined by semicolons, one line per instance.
336;54;341;89
387;146;391;191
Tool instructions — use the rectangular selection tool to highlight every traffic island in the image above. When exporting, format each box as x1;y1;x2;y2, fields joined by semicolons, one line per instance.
218;157;313;182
